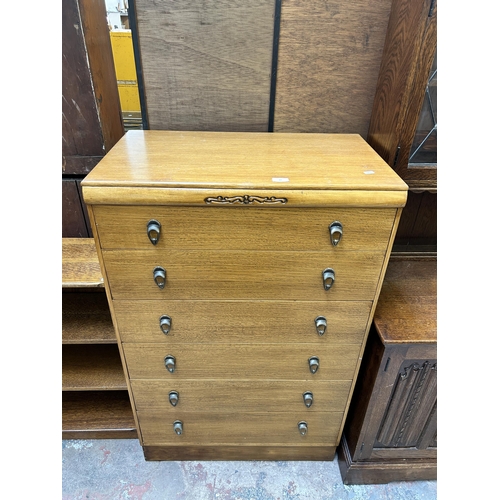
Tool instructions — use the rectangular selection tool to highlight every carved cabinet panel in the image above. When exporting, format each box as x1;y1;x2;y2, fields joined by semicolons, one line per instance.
339;328;437;483
372;357;437;458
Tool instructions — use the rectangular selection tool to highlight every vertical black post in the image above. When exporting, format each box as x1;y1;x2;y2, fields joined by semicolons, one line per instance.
127;0;149;130
268;0;282;132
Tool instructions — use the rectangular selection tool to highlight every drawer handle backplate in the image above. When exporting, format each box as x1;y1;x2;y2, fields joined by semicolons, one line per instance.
329;221;343;246
298;421;308;435
315;316;327;336
322;268;335;290
147;219;161;245
165;355;176;373
160;315;172;335
308;356;320;374
153;266;167;289
303;391;314;408
169;391;179;406
173;420;183;435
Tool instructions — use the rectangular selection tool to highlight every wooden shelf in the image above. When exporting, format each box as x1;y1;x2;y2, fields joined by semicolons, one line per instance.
62;344;127;391
62;391;137;439
62;291;116;344
62;238;104;288
62;237;135;439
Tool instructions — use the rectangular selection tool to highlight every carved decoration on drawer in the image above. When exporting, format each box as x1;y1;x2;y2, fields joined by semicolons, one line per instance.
376;360;437;448
204;195;288;205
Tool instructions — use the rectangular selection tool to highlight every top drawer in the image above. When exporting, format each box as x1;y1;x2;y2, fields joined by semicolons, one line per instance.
93;206;396;252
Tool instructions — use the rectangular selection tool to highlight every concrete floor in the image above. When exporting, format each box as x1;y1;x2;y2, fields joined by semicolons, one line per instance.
62;439;437;499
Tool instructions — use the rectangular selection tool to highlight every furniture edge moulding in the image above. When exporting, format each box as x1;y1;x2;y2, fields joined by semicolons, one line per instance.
83;203;144;443
81;187;408;208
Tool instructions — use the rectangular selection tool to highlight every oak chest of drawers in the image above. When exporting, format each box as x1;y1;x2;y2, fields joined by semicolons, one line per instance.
82;130;408;461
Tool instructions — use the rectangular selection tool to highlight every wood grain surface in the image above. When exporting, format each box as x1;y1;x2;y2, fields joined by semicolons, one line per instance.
62;291;116;344
78;0;124;151
112;299;371;344
93;206;396;252
123;343;361;380
143;445;336;461
131;379;352;413
81;131;409;193
373;258;436;343
133;0;275;131
102;249;384;300
62;391;137;439
62;238;103;287
367;0;437;182
274;0;392;137
62;344;127;390
137;410;343;446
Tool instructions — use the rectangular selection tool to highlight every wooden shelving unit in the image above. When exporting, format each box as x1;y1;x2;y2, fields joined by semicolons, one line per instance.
62;238;137;439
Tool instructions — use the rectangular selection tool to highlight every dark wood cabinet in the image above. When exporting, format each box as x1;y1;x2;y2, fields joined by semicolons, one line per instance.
62;0;124;237
367;0;437;253
338;258;437;484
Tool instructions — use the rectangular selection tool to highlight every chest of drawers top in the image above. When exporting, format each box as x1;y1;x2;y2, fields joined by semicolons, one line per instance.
81;131;407;206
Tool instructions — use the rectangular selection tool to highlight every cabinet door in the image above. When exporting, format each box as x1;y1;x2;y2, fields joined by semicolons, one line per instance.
359;345;437;460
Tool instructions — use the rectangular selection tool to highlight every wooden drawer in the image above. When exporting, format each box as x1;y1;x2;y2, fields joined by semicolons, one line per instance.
131;380;352;413
93;205;396;252
137;410;344;446
123;343;361;380
113;300;371;344
102;250;384;300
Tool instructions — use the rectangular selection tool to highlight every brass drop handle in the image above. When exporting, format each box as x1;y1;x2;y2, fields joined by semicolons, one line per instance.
164;355;176;373
322;268;335;290
309;356;319;374
169;391;179;407
303;391;313;408
147;219;161;245
329;221;343;246
173;420;183;435
160;315;172;334
153;266;167;289
315;316;327;336
298;421;308;436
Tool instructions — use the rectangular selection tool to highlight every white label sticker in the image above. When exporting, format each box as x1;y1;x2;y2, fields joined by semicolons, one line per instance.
363;170;375;175
272;177;289;182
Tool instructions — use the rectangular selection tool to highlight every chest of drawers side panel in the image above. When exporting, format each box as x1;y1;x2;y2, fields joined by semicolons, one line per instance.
84;204;144;444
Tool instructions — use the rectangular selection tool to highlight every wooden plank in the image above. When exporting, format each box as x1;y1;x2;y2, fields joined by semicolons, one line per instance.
373;258;436;343
133;0;275;131
78;0;124;151
62;291;116;344
62;180;89;238
274;0;393;137
62;0;104;162
62;344;127;391
62;391;137;439
62;238;103;287
143;445;335;461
